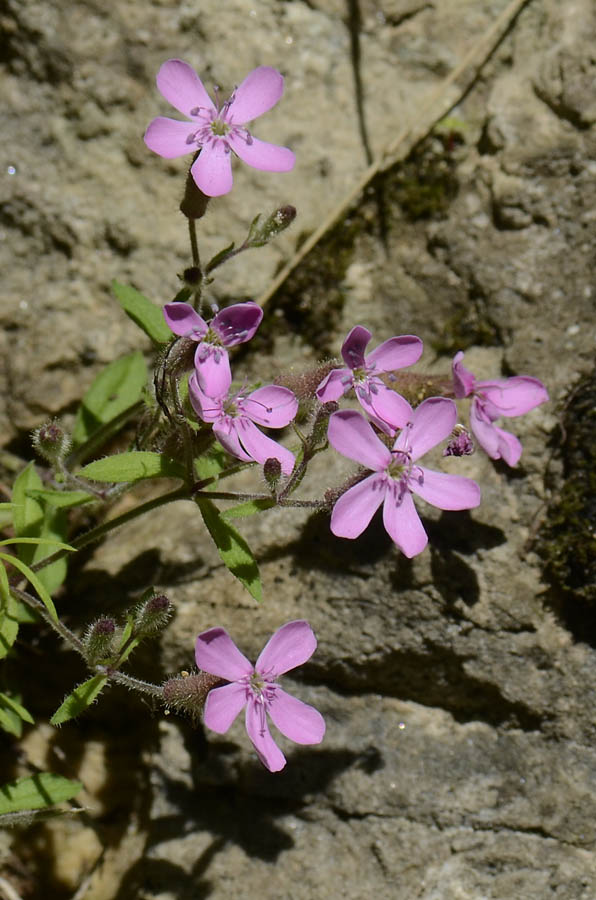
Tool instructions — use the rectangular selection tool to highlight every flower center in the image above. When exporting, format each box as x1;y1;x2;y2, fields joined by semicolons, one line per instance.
387;450;410;481
210;118;230;137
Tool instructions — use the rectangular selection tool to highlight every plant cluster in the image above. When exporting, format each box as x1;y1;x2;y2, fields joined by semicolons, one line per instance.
0;59;548;821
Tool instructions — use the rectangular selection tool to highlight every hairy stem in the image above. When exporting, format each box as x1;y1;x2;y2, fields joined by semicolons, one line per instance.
11;586;86;658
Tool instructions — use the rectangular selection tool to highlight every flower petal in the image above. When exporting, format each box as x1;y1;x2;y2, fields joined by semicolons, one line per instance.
382;487;428;557
194;343;232;397
341;325;371;369
188;373;223;423
245;699;286;772
470;399;501;458
365;335;423;372
236;418;295;474
356;381;412;434
144;117;195;159
452;350;476;398
156;59;215;118
227;134;295;172
227;67;285;123
163;302;207;339
316;368;352;403
242;385;298;428
330;472;387;539
195;627;253;680
328;410;392;470
398;397;457;461
409;466;481;510
203;682;247;733
191;143;233;197
211;303;263;347
492;424;523;466
476;376;549;417
256;620;317;676
267;687;325;745
213;422;253;463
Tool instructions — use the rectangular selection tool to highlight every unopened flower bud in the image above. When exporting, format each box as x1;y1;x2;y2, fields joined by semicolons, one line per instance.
443;424;475;457
162;670;222;723
309;401;339;448
263;457;282;492
32;420;71;464
182;267;201;288
247;205;297;247
134;594;172;635
180;154;210;220
84;617;117;665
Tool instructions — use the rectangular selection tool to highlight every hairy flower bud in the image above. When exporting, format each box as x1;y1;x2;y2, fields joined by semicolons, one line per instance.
134;594;172;636
263;457;282;492
32;420;71;464
247;205;297;247
84;617;117;665
162;671;222;723
309;401;339;448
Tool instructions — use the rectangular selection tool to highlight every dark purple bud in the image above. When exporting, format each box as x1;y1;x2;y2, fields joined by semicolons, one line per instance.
183;266;202;288
263;457;282;491
134;594;173;635
84;617;117;664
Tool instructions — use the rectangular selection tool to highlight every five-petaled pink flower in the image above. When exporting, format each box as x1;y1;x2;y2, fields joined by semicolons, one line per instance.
164;301;263;397
452;351;549;466
316;325;422;434
328;398;481;557
144;60;295;197
189;374;298;474
196;620;325;772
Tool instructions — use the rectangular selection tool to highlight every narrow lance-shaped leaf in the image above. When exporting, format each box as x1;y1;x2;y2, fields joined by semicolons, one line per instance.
112;281;172;345
72;350;147;448
50;673;109;726
195;498;262;603
0;553;58;621
0;692;34;737
0;773;82;815
0;563;19;657
12;463;69;594
25;489;95;509
79;451;185;483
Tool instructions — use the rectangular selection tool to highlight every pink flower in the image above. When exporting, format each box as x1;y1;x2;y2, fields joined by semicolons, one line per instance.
144;60;295;197
164;301;263;397
196;621;325;772
189;374;298;474
328;398;481;557
316;325;422;434
452;351;549;466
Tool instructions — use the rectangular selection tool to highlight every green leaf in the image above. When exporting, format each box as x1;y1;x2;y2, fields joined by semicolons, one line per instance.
0;538;74;550
0;503;14;530
170;287;192;305
79;451;185;483
0;692;34;723
25;489;94;509
0;773;82;814
194;446;228;486
222;498;275;519
72;350;147;448
205;241;236;274
50;674;109;725
11;463;69;594
195;498;262;602
0;578;20;657
0;692;34;736
112;281;172;345
0;554;58;621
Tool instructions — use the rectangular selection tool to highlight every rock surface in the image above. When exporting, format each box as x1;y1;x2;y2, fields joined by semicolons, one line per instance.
2;0;596;897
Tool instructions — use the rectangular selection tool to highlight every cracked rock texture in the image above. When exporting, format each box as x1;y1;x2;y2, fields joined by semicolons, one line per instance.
1;0;596;897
